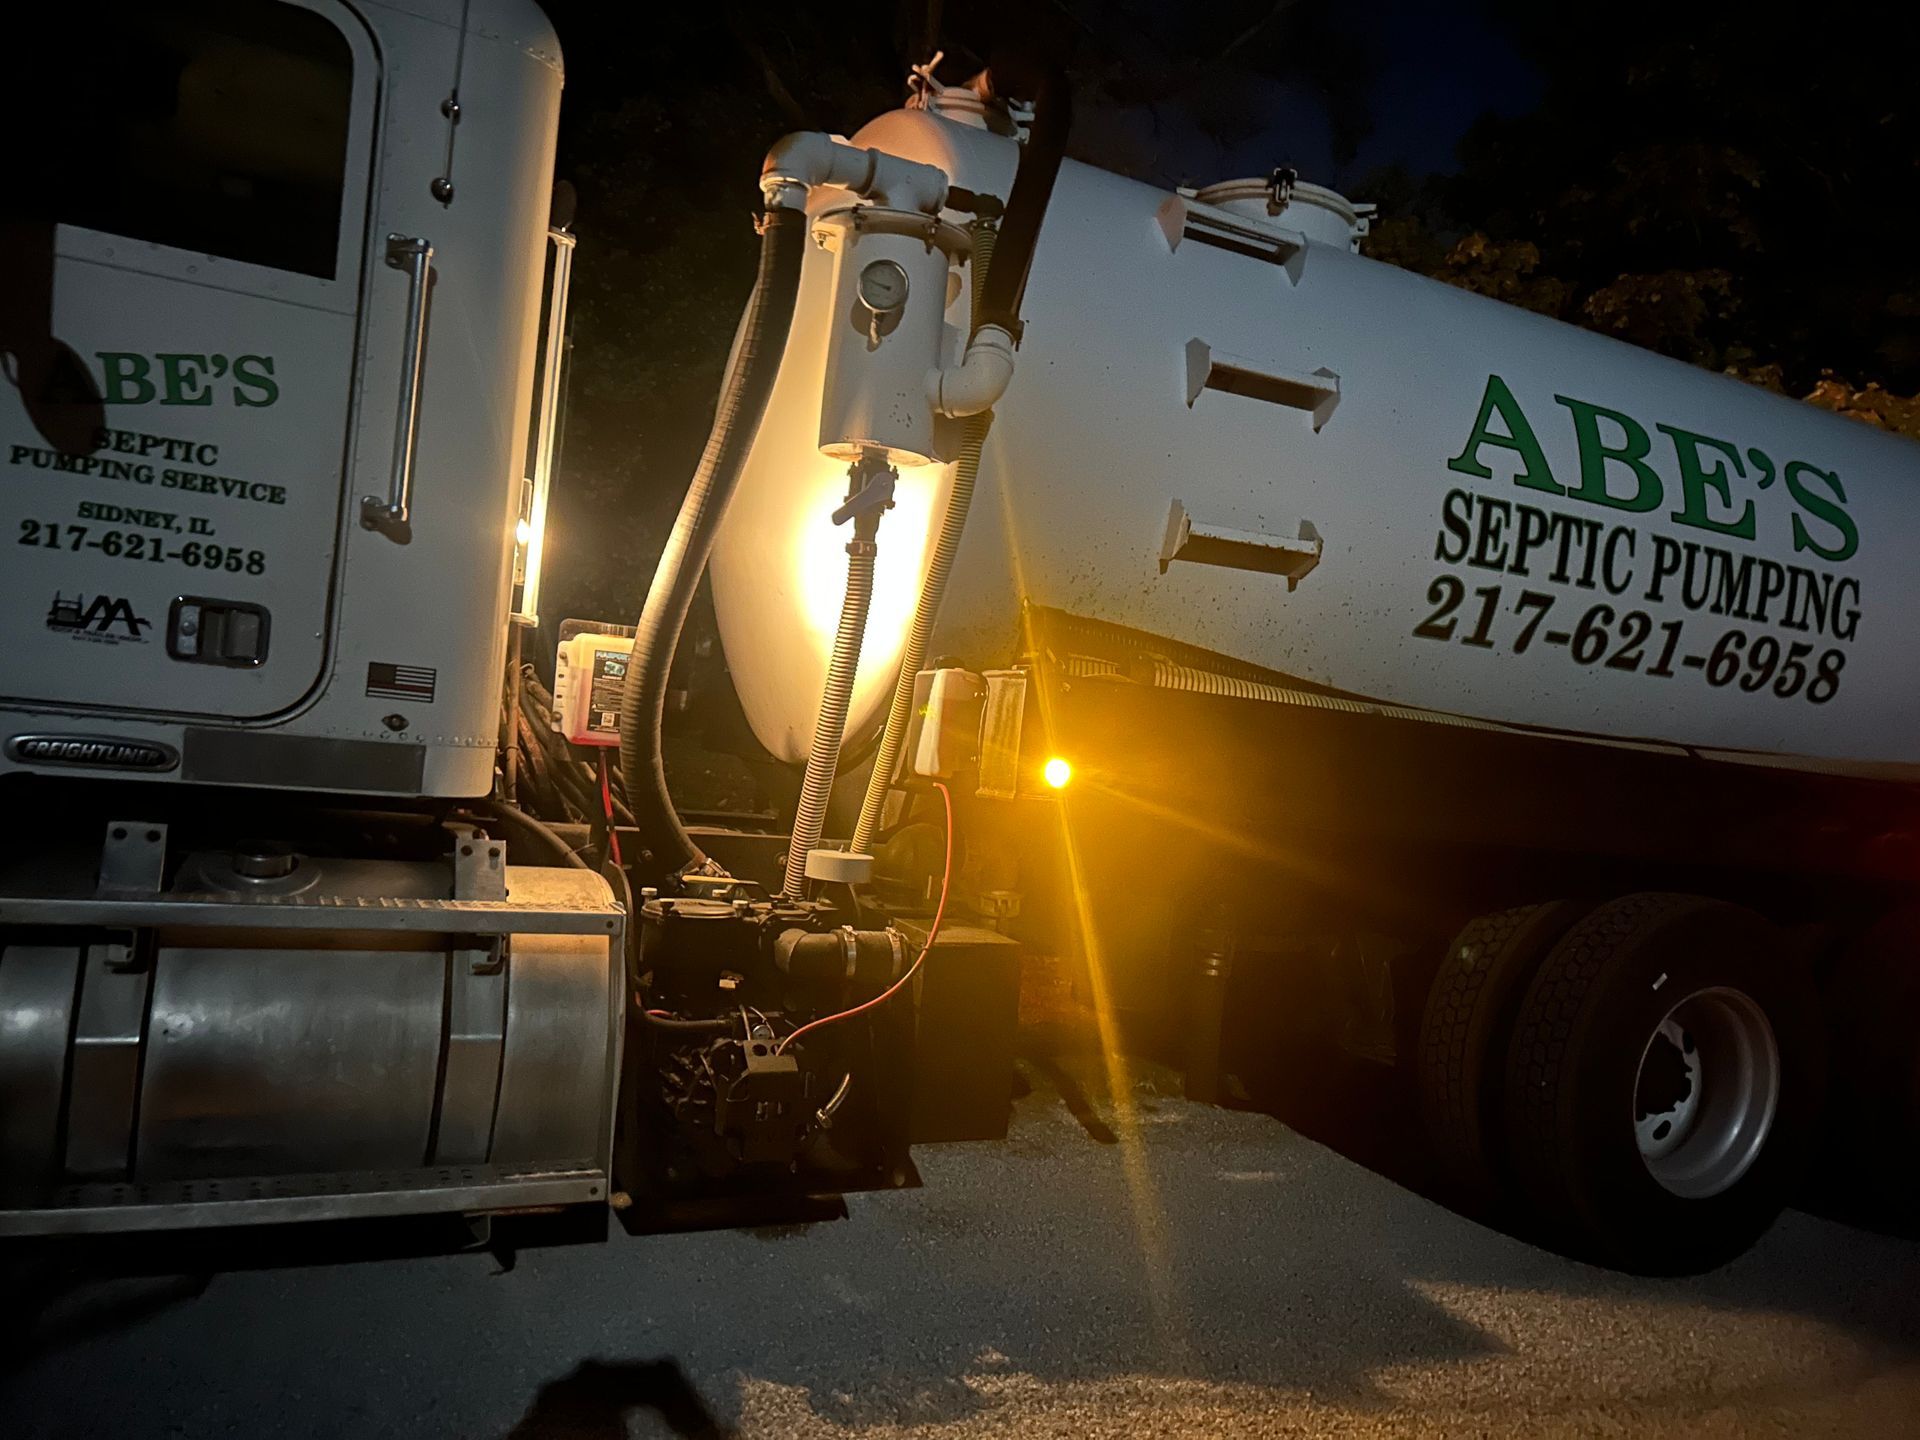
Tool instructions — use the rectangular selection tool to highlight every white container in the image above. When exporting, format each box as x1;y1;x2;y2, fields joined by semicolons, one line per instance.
554;632;635;747
712;105;1920;779
814;206;968;465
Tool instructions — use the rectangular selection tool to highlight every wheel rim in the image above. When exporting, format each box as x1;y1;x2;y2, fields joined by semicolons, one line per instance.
1632;985;1779;1200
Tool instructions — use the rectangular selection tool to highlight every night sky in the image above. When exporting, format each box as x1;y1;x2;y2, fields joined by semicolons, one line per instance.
1334;2;1539;183
1075;0;1542;192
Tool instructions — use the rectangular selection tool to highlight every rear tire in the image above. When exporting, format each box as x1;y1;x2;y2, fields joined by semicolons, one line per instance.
1503;893;1824;1273
1417;901;1588;1200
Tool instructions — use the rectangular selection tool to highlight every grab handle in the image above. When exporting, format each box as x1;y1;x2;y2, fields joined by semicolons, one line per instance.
361;234;435;543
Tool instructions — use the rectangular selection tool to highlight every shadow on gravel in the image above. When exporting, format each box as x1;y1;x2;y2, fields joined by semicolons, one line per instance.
5;1026;1920;1438
0;1265;211;1377
502;1358;732;1439
629;1041;1920;1429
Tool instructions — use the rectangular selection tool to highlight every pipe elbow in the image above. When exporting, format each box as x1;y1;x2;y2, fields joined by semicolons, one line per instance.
761;132;948;214
761;131;853;210
930;324;1017;417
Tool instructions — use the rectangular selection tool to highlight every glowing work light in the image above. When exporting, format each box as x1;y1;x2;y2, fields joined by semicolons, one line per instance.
1043;756;1072;790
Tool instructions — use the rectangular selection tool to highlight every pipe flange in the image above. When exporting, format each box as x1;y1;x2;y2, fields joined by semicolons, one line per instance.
813;205;972;260
804;849;875;884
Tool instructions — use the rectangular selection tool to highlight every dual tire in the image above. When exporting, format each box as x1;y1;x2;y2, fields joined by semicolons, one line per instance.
1417;892;1824;1273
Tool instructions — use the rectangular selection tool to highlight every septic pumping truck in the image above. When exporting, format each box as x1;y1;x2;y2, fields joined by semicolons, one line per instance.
3;0;1917;1276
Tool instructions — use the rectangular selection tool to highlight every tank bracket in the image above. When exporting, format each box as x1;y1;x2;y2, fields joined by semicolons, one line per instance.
1157;195;1308;282
1159;501;1323;591
448;823;507;901
64;941;152;1179
1186;339;1340;430
97;821;167;896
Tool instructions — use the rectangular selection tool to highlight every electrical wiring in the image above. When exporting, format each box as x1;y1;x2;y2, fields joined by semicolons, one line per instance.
599;750;623;866
775;780;952;1055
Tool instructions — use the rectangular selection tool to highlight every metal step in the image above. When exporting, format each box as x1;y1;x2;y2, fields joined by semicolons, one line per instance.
0;1164;609;1236
0;889;623;936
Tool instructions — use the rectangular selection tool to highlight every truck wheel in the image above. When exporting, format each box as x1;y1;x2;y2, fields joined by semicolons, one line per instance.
1504;893;1824;1273
1417;901;1589;1200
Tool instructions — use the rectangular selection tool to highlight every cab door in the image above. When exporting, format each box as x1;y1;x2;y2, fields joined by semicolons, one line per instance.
0;0;376;719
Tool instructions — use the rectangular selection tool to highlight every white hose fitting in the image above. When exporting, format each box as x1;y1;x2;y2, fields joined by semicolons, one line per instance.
929;324;1017;418
760;132;949;214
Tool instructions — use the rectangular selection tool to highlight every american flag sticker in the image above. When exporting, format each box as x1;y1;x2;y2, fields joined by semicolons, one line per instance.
366;662;437;702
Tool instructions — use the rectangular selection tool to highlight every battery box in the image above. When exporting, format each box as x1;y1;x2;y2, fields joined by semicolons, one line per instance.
554;631;636;747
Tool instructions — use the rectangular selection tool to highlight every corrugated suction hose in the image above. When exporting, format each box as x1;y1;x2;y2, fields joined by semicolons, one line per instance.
620;205;806;874
782;528;879;899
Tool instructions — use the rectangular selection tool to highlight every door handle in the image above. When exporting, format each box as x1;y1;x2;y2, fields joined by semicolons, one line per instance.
361;234;435;543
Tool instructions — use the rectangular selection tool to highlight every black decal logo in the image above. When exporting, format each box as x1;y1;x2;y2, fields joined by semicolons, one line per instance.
47;591;152;644
6;733;179;771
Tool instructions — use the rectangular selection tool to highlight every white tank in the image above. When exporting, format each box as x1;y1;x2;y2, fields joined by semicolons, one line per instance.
713;106;1920;778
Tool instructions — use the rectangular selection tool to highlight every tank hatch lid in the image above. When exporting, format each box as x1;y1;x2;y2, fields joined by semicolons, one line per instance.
906;52;1007;132
1160;171;1374;259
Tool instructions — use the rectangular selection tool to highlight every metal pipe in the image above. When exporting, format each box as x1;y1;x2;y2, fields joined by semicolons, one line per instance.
815;1072;854;1129
516;226;575;625
760;132;948;215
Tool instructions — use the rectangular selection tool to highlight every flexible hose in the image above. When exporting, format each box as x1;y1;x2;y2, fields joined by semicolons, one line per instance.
1142;658;1515;735
975;67;1071;339
781;543;878;899
850;224;997;854
473;801;590;870
619;205;806;874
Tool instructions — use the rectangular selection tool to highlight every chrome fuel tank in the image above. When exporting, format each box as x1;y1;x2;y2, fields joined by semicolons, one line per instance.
0;838;622;1234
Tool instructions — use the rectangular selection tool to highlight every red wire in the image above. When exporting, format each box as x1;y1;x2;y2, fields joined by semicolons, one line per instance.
598;750;623;867
776;780;952;1054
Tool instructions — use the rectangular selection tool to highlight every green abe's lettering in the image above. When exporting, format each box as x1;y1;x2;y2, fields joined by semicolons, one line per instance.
98;352;156;406
1784;462;1858;562
92;352;278;407
1555;394;1662;513
158;354;216;406
233;355;279;408
1447;375;1561;494
1658;424;1756;540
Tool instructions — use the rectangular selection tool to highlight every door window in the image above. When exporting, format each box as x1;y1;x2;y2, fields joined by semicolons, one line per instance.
19;1;354;279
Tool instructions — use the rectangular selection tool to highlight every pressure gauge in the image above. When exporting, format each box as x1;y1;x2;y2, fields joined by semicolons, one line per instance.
856;259;910;315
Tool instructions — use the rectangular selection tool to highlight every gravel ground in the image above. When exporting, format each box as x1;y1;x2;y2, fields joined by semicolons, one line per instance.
4;1056;1919;1438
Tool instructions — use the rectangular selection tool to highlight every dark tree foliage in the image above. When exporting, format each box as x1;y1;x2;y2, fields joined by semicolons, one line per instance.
1365;2;1920;436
